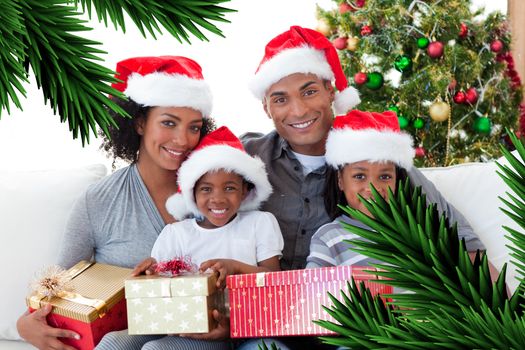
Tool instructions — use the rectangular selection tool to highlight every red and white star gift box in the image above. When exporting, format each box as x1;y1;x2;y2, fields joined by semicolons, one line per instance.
227;266;392;338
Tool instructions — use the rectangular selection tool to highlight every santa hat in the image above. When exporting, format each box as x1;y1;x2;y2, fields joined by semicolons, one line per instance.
326;110;415;170
166;126;272;220
111;56;212;117
249;25;360;115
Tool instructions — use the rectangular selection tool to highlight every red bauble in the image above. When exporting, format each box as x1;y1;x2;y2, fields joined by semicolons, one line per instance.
465;87;478;104
459;23;468;39
354;72;368;85
427;41;444;58
490;39;504;53
355;0;366;7
415;147;426;158
339;2;354;14
453;91;466;104
333;37;348;50
360;25;372;36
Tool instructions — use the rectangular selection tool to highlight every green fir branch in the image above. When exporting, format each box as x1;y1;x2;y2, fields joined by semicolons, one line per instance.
314;280;401;349
20;0;127;144
1;0;233;143
257;340;281;350
496;130;525;286
316;155;525;346
0;1;27;116
73;0;235;43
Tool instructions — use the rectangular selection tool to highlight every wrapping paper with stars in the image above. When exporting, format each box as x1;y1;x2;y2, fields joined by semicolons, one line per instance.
125;273;224;334
227;266;392;338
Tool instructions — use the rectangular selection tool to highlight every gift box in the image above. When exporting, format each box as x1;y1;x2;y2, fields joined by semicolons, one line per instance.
27;261;131;350
125;273;224;334
227;266;392;338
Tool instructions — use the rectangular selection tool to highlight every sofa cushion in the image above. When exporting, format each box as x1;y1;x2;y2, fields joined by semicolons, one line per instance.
0;164;107;340
420;153;520;293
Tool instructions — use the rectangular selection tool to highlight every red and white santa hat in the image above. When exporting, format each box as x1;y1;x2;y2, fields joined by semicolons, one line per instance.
166;126;272;220
249;25;360;114
326;110;415;170
111;56;212;117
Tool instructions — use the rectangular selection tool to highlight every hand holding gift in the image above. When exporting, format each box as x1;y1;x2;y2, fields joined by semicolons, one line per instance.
180;309;230;341
24;261;131;350
131;257;157;276
17;304;79;350
200;259;239;289
125;257;225;335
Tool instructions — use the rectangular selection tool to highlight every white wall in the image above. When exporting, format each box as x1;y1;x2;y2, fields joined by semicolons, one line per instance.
0;0;505;171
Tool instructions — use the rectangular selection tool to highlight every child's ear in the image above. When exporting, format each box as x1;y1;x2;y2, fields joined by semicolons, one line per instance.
337;171;344;191
241;182;250;200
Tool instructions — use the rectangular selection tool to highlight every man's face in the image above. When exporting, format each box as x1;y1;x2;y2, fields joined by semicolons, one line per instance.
263;73;335;156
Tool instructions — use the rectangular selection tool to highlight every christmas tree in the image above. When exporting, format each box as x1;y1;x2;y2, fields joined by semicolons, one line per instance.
317;0;523;167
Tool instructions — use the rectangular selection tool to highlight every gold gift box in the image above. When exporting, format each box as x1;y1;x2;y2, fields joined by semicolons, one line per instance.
27;261;132;322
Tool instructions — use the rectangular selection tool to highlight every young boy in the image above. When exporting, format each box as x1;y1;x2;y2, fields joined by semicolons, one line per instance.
153;126;284;288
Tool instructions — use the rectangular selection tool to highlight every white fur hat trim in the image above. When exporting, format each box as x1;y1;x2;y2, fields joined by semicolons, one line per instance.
249;47;333;99
125;72;213;117
166;145;272;220
326;128;415;169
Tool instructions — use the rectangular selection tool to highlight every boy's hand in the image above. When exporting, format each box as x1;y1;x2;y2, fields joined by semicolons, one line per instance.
181;309;229;341
200;259;238;288
131;257;157;276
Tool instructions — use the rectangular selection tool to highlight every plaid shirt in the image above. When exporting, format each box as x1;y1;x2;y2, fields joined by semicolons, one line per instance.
243;131;330;270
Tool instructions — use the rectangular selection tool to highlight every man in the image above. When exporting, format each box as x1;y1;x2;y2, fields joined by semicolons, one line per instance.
238;25;493;350
243;26;486;272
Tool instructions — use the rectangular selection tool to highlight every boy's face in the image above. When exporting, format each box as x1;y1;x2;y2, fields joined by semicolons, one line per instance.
194;170;248;229
338;160;397;217
263;73;335;156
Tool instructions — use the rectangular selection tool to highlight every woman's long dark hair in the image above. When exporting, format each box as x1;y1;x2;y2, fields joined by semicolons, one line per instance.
99;98;215;164
324;164;410;220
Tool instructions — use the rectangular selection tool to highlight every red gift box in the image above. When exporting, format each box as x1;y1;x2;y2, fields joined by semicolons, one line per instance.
227;266;392;338
27;261;131;350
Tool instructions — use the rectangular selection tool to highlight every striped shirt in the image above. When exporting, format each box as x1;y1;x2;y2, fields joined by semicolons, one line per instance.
306;215;380;268
306;212;485;269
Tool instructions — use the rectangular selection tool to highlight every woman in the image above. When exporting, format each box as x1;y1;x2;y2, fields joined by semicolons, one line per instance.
16;56;227;350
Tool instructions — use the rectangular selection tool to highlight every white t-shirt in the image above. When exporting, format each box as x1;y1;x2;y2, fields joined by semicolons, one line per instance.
151;211;284;267
291;151;325;175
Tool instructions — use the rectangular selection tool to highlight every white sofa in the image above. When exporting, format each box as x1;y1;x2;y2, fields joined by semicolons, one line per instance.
0;156;521;349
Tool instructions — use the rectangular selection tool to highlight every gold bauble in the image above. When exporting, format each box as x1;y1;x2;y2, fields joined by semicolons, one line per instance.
429;101;450;122
346;37;359;51
316;19;331;36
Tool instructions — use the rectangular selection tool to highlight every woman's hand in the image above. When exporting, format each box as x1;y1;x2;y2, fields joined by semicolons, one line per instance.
16;304;79;350
131;257;157;276
180;309;230;341
200;259;238;288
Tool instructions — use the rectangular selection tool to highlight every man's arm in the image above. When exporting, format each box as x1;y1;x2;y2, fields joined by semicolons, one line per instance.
408;167;485;251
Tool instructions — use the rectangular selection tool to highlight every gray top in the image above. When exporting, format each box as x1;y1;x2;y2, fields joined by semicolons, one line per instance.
307;214;485;269
242;131;485;271
57;164;165;269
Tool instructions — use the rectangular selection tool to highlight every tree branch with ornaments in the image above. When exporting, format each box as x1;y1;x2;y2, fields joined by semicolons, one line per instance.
317;0;523;167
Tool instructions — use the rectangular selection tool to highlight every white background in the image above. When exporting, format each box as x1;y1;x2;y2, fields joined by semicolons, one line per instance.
0;0;505;171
